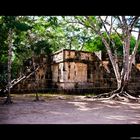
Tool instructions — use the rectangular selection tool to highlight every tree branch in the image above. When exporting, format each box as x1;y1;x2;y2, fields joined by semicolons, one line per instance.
102;18;122;40
130;16;139;31
131;28;140;60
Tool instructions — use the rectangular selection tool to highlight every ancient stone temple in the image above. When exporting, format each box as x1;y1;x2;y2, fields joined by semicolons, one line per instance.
50;49;116;93
15;49;140;94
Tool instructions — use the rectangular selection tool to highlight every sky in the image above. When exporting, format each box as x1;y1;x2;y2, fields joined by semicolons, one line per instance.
101;16;139;39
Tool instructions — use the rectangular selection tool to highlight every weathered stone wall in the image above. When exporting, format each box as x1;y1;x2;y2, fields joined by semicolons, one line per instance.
52;49;115;92
52;50;63;63
14;49;140;94
16;54;48;92
127;63;140;93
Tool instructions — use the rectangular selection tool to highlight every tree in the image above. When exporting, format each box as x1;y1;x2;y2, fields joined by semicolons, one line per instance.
0;16;31;104
84;32;138;56
74;16;140;102
31;40;53;101
6;28;13;104
0;16;63;101
2;16;140;102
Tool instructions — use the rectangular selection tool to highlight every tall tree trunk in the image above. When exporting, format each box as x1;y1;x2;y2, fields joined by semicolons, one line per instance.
32;56;39;101
127;29;140;80
4;29;13;104
83;16;140;102
116;76;129;93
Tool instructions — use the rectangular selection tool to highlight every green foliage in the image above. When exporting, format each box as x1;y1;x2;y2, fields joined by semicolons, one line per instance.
0;16;33;86
1;16;140;89
84;32;137;56
14;22;32;31
0;62;7;88
84;36;105;52
2;16;16;29
11;57;22;79
31;40;53;55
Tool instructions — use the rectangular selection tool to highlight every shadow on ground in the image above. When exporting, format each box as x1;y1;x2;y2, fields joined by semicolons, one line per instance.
0;94;140;124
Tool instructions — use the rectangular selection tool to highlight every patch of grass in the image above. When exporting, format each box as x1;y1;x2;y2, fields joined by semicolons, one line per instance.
10;92;98;101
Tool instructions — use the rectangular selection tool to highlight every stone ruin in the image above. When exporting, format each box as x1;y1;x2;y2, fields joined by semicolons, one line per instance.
14;49;140;94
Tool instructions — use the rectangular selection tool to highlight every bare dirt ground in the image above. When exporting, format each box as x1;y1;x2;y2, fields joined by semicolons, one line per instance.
0;94;140;124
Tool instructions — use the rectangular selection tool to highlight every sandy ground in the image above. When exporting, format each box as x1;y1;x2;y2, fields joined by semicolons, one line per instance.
0;94;140;124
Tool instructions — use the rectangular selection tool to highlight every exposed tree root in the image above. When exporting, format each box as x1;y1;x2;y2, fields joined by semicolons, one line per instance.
93;89;118;98
93;89;140;103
